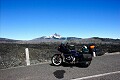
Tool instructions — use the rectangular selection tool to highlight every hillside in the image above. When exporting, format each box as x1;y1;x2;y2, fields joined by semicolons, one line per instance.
0;42;120;69
0;36;120;69
0;38;20;43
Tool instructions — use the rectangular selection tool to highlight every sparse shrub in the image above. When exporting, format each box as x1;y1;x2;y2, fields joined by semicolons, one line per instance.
0;42;120;69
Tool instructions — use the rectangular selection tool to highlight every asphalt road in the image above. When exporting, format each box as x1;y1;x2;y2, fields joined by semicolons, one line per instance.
0;53;120;80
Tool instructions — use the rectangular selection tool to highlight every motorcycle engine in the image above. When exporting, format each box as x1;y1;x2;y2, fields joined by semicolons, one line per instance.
65;56;75;62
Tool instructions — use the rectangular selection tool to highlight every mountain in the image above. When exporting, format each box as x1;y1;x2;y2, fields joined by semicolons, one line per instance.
49;33;61;39
92;37;120;43
0;38;20;43
32;33;82;40
0;34;120;44
67;37;81;40
28;33;64;43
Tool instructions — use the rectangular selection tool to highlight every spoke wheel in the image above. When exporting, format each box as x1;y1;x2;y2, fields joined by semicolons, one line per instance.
52;54;62;66
82;61;91;67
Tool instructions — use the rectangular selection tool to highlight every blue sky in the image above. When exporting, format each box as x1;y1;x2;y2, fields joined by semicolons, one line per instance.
0;0;120;40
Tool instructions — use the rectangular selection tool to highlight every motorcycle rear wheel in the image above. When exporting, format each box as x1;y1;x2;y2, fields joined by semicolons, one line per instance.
51;54;63;66
77;61;91;67
81;61;91;67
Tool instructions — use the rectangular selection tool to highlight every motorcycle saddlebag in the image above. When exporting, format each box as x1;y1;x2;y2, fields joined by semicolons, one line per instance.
82;53;92;61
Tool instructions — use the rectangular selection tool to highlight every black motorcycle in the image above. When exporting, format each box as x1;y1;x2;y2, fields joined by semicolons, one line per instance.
51;43;93;67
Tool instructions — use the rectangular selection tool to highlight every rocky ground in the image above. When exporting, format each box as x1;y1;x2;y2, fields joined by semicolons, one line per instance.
0;43;120;69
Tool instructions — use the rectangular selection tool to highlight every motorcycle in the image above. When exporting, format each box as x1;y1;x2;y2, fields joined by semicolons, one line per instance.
51;43;93;67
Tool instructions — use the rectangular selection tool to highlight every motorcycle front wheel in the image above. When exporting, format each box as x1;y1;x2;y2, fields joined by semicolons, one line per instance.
51;54;63;66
